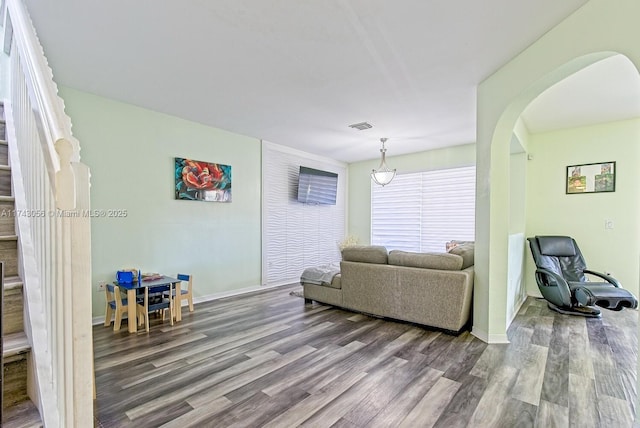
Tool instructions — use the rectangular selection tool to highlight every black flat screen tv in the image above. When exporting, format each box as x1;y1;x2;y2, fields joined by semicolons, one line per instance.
297;166;338;205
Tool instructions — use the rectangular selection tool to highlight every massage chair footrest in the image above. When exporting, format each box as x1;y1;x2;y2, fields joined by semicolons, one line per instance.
570;283;639;311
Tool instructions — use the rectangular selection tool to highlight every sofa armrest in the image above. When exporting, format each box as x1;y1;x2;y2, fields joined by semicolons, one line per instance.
395;266;474;331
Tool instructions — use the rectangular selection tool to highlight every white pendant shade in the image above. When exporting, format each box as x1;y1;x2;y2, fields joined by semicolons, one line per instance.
371;138;396;186
371;169;396;186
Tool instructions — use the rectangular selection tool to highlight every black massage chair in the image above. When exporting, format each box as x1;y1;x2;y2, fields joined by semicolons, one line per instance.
527;235;637;317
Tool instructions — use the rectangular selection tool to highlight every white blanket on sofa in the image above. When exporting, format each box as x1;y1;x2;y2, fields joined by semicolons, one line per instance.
300;262;340;285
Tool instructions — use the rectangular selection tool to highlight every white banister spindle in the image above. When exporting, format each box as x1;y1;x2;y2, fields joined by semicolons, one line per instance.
3;0;94;426
55;139;75;209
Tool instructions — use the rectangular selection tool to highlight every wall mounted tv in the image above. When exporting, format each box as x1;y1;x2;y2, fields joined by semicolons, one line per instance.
297;166;338;205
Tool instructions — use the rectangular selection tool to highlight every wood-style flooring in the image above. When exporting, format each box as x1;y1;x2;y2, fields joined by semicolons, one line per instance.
93;284;637;427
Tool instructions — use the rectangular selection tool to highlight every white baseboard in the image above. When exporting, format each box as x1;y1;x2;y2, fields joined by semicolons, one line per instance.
506;293;528;327
471;327;510;344
193;282;295;305
92;282;295;325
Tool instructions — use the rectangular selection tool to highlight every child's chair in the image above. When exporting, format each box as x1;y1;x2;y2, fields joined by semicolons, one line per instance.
104;283;145;331
163;274;194;312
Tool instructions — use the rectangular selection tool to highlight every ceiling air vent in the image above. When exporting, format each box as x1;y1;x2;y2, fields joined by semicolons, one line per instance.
348;122;373;130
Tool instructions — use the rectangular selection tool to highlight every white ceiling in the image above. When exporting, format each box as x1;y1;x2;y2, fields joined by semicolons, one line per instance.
522;54;640;134
21;0;638;163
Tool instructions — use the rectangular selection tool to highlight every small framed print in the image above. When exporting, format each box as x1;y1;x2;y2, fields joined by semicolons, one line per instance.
566;161;615;194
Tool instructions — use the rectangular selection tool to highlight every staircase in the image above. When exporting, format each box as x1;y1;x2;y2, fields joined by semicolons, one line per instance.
0;0;96;425
0;103;42;427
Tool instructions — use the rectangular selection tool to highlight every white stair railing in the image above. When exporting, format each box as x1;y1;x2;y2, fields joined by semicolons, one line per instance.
2;0;93;426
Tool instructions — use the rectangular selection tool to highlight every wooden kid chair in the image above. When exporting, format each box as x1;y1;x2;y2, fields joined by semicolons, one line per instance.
104;283;145;332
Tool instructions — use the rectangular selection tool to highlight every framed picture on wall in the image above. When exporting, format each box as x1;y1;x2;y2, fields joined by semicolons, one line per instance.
175;157;232;202
566;161;615;194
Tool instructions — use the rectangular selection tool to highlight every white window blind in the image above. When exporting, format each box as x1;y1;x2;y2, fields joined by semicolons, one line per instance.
371;166;475;253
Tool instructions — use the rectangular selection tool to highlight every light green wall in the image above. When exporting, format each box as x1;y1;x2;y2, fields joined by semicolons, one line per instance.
58;87;262;318
348;143;476;243
509;152;527;234
525;118;640;297
510;118;530;236
476;0;640;342
505;121;530;325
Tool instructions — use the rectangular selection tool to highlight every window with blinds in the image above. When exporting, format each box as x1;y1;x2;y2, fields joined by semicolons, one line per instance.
371;166;475;253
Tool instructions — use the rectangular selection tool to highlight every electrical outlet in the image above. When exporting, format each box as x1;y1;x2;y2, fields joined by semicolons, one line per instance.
97;281;107;292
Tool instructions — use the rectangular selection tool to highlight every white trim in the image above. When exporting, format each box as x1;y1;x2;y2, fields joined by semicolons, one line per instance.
507;293;528;327
471;327;510;344
261;140;348;168
93;282;296;325
470;327;488;343
261;278;301;288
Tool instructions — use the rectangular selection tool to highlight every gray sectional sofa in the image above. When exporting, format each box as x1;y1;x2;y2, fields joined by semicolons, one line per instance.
302;244;474;333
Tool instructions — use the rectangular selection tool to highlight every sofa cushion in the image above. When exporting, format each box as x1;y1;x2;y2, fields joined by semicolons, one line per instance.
342;245;388;264
388;250;463;271
448;243;475;269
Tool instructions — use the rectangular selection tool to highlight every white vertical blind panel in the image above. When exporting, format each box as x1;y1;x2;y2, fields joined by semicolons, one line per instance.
371;173;422;252
421;166;476;252
263;144;345;285
371;166;475;253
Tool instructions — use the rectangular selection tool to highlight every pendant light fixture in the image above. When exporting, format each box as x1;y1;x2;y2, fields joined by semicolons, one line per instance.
371;138;396;186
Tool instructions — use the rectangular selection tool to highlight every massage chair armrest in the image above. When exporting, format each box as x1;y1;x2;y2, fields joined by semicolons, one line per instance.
535;268;567;287
583;269;621;288
535;267;572;305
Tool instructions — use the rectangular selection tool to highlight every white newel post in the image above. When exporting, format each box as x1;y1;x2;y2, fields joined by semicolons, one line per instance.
55;139;93;427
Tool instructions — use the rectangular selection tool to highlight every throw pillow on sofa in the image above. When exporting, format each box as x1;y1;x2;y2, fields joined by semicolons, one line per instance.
448;243;475;269
445;239;474;251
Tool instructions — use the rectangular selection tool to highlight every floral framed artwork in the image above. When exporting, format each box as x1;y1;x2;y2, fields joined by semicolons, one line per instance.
566;161;615;194
175;157;232;202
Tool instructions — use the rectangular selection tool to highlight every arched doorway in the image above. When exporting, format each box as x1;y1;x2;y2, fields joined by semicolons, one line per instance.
474;51;632;343
473;1;640;423
515;54;640;311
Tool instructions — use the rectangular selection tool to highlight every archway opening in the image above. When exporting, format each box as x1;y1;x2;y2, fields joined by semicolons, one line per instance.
512;54;640;320
474;51;640;344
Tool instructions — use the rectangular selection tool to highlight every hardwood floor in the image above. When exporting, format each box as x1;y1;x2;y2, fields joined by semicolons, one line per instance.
94;284;637;427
